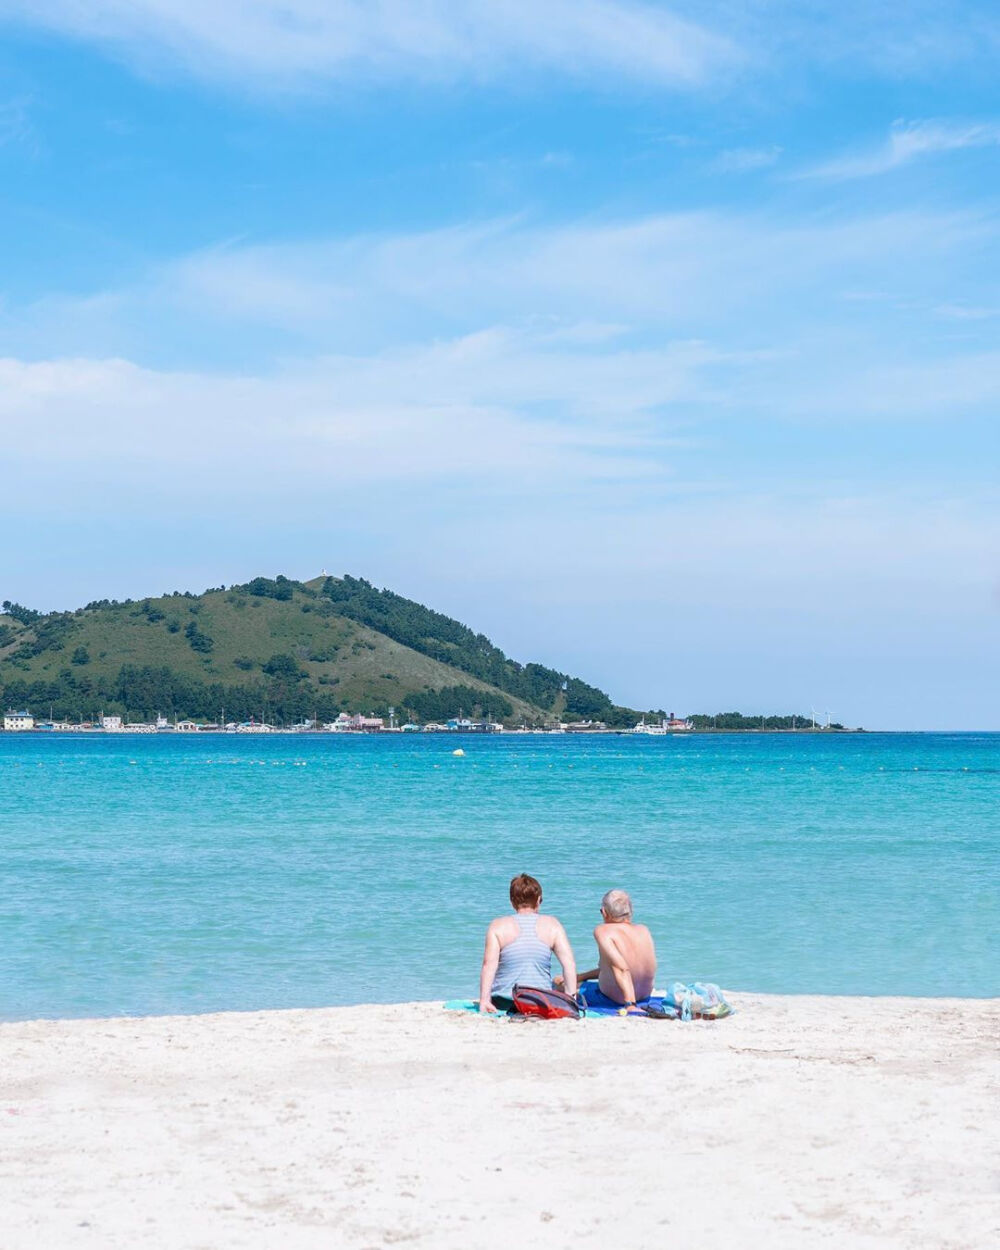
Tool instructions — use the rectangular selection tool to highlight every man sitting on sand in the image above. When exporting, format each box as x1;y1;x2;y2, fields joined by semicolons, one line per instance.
559;888;656;1010
479;874;577;1013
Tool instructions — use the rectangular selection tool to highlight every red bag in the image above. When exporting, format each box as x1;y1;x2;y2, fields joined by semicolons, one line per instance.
511;983;583;1020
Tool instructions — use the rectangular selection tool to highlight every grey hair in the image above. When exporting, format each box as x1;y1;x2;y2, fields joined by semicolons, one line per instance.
601;889;633;921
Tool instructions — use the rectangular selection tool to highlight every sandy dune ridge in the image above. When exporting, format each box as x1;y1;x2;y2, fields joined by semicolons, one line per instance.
1;994;997;1248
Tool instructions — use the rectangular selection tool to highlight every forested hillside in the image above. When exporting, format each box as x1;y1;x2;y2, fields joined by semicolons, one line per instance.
317;575;615;718
0;575;648;726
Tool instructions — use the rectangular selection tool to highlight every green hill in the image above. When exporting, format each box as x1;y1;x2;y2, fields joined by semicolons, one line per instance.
0;574;647;727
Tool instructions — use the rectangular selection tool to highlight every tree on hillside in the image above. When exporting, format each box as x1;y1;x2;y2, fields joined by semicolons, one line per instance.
262;654;304;681
320;575;605;712
244;576;296;601
2;600;41;625
184;621;214;653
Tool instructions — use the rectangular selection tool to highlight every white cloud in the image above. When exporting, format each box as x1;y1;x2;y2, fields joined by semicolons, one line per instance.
3;351;994;609
668;1;1000;80
0;332;712;497
0;1;736;88
801;118;1000;180
2;206;997;520
10;206;985;354
5;1;997;94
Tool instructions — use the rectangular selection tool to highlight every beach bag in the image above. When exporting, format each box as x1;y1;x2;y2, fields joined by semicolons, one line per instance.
511;983;583;1020
664;982;733;1021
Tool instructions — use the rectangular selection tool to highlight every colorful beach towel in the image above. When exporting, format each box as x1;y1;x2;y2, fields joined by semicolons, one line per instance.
443;987;680;1020
443;981;733;1021
577;982;691;1017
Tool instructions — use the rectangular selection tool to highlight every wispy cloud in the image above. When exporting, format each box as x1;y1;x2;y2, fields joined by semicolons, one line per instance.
0;1;738;89
801;118;1000;180
711;144;781;173
2;205;997;524
933;302;998;321
680;1;1000;80
6;206;990;378
0;337;703;520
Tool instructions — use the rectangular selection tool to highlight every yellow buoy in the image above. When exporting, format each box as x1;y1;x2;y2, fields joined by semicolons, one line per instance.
453;748;466;757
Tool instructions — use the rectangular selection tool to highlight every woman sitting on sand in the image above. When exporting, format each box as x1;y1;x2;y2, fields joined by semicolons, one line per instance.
478;874;577;1013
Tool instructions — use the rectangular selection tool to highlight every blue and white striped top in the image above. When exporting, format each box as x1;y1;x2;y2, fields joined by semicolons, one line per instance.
491;912;552;997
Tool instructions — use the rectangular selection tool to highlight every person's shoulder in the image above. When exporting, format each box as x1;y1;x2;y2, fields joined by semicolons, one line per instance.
536;913;565;935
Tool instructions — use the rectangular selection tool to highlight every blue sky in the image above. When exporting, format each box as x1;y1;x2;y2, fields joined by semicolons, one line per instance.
1;1;998;728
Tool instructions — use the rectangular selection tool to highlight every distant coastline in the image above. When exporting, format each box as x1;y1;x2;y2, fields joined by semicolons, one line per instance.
0;720;862;736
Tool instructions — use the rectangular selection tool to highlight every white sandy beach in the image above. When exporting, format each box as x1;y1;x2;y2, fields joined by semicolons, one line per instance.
1;994;997;1249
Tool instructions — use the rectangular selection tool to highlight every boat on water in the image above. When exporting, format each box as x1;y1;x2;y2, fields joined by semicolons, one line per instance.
631;716;693;734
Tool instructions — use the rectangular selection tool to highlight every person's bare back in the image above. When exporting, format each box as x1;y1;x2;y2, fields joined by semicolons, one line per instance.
569;888;656;1007
594;915;656;1004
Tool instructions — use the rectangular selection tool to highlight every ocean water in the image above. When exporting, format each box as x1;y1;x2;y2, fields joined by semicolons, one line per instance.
0;731;997;1020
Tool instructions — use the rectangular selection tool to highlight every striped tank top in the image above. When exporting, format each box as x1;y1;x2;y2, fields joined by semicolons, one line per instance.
492;912;552;997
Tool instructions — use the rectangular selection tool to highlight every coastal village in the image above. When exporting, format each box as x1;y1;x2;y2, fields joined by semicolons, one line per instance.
1;709;694;735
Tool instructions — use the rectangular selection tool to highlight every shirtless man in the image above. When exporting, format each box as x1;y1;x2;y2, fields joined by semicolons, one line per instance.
478;874;577;1014
564;888;656;1008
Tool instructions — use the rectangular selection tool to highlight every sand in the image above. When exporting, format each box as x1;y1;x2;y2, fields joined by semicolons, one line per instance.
1;994;997;1249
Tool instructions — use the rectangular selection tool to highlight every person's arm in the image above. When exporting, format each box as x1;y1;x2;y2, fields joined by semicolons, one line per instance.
551;922;577;997
556;966;598;989
594;926;636;1005
478;923;502;1013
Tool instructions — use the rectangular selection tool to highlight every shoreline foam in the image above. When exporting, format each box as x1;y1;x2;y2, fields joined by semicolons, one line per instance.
2;993;997;1248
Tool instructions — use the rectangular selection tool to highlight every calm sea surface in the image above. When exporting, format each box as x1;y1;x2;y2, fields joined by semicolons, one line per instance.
1;731;997;1019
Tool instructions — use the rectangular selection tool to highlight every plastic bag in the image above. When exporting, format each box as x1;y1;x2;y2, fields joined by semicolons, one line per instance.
664;981;733;1020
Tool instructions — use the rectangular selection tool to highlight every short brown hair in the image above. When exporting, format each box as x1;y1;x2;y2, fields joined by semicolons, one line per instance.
509;873;542;909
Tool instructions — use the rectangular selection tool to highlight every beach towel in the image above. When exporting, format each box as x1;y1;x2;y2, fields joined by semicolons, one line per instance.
443;981;733;1021
577;982;680;1018
442;987;681;1019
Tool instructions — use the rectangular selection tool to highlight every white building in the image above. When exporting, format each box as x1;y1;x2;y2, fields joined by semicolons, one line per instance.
101;715;123;732
326;712;383;732
3;710;34;731
175;720;201;732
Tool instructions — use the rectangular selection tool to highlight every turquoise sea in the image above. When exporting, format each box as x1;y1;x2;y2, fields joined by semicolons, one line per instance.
1;732;997;1020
